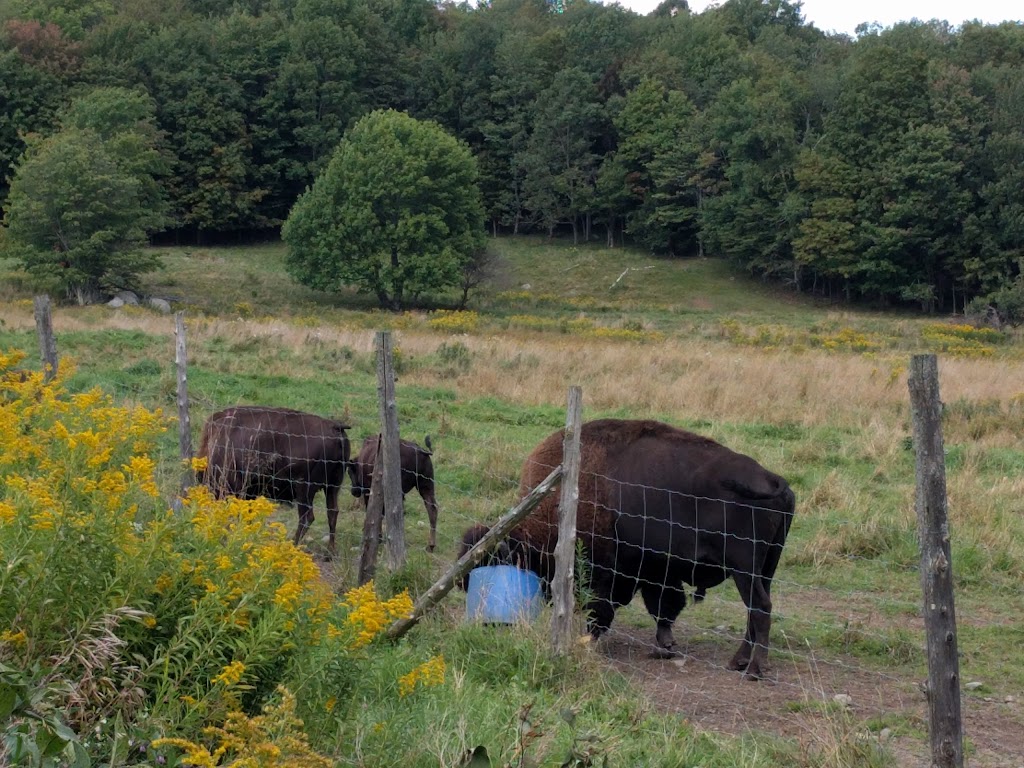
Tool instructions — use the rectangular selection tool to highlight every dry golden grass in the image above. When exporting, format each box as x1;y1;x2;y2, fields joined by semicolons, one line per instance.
5;304;1024;433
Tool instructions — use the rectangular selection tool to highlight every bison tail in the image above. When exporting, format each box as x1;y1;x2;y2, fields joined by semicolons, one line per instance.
424;435;433;454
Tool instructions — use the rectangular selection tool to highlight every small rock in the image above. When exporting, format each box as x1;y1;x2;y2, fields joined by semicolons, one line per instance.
1005;695;1016;704
983;697;993;702
833;694;853;708
671;658;687;669
879;728;891;742
715;624;727;632
965;681;984;691
521;283;531;290
107;297;125;308
147;297;171;313
115;290;139;305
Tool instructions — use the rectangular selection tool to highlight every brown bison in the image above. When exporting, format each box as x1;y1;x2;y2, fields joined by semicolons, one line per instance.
196;406;352;553
459;419;795;680
348;435;439;552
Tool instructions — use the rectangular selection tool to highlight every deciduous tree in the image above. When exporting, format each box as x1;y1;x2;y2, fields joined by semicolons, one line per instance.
3;127;159;304
282;109;485;310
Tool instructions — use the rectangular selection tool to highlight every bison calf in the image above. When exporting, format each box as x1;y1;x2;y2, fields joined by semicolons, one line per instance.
196;406;352;554
459;418;795;681
349;435;439;551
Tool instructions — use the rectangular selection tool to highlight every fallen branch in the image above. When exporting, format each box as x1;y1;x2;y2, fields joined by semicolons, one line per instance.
609;266;655;290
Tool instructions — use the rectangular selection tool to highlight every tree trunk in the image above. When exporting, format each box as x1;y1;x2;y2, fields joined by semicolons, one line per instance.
390;244;402;311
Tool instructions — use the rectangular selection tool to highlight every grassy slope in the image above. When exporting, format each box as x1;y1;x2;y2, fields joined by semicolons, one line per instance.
2;238;1023;763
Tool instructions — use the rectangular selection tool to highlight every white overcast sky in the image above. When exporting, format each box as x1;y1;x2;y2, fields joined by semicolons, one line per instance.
614;0;1022;36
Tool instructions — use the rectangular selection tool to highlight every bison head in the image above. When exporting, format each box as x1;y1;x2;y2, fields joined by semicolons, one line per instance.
347;461;369;498
456;524;513;591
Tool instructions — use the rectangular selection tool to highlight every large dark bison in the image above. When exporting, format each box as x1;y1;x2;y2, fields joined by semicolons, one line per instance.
348;435;439;552
459;418;795;680
196;406;352;553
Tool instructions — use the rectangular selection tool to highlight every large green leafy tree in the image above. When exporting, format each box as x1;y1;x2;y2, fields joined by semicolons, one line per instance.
614;78;700;254
59;85;170;232
2;127;159;304
699;75;803;279
0;20;80;207
135;20;267;238
282;109;485;310
523;67;603;242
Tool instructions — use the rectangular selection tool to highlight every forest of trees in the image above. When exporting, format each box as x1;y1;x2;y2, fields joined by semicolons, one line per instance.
1;0;1023;313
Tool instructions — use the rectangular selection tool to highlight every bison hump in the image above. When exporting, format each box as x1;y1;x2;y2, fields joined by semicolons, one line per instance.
721;472;790;502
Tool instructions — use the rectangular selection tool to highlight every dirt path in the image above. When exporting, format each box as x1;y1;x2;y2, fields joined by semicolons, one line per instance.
315;551;1022;766
597;624;1024;767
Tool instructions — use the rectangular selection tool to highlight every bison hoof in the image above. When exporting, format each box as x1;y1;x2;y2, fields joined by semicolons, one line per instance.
650;644;679;660
742;665;766;682
425;544;436;553
727;656;750;672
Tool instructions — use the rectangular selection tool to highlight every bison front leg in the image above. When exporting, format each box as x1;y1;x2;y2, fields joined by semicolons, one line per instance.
324;485;340;560
294;500;315;549
422;491;438;553
729;573;772;681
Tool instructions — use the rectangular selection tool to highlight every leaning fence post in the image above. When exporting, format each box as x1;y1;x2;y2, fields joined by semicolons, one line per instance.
551;386;583;654
376;330;406;571
174;312;193;497
908;354;964;768
33;295;58;382
387;465;564;641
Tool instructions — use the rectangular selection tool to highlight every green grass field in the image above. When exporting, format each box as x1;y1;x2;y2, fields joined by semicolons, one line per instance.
2;238;1023;765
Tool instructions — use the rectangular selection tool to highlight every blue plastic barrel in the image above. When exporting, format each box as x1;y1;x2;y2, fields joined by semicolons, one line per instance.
466;565;543;624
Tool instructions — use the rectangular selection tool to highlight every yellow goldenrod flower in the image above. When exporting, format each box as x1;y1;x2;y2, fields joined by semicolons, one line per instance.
155;687;331;767
0;629;27;646
398;655;446;697
0;501;17;524
213;660;246;687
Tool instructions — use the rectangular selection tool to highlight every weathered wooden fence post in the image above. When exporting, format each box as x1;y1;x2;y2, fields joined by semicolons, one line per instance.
376;331;406;570
358;330;405;583
174;312;193;497
908;354;964;768
551;386;582;654
387;465;563;641
33;295;58;382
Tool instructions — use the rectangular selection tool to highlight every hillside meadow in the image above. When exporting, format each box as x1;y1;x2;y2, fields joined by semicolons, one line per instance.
2;237;1024;766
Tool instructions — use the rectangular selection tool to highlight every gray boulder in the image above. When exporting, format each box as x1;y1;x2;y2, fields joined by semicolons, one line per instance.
115;290;140;306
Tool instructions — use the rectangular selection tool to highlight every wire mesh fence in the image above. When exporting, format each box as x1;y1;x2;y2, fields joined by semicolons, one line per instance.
24;306;978;763
179;387;923;689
